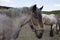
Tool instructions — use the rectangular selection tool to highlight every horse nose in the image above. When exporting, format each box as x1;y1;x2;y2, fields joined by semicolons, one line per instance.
35;30;44;39
37;32;43;39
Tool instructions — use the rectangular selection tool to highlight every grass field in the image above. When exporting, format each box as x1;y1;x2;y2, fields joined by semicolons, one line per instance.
16;24;60;40
43;10;60;14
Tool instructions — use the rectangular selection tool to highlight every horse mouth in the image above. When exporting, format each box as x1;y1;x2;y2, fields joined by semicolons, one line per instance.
36;32;43;39
34;30;43;39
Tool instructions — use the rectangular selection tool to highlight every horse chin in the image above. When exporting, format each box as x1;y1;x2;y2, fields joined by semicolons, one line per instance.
37;33;43;39
35;30;43;39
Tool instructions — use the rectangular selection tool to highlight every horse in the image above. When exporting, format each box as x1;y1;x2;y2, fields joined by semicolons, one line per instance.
56;19;60;34
29;6;44;39
0;4;43;40
42;14;60;37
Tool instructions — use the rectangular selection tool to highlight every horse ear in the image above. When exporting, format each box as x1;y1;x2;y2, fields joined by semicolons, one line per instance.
32;4;37;12
39;6;43;10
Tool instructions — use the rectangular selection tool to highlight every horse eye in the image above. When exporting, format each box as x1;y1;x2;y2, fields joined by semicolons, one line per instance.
34;14;38;18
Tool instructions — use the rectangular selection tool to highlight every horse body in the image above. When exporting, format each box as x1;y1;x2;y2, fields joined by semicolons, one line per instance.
0;6;32;40
42;14;57;25
42;14;59;37
42;14;56;24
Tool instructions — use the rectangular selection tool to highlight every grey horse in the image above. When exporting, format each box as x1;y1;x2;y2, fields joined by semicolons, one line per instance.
0;4;43;40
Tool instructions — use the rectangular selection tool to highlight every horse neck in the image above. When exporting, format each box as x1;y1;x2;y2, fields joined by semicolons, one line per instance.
11;13;31;27
0;8;32;26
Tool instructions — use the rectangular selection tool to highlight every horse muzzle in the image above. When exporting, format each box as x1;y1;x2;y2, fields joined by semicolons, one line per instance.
35;30;44;39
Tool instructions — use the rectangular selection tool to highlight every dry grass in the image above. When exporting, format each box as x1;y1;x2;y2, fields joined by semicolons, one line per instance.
16;24;60;40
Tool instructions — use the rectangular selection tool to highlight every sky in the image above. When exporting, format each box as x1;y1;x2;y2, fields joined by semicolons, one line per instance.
0;0;60;11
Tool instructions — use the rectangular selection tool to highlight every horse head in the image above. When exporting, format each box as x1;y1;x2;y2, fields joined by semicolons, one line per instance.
30;5;44;39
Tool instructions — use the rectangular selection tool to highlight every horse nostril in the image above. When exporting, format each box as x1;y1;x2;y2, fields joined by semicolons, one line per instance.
39;33;43;38
36;32;43;39
35;30;44;39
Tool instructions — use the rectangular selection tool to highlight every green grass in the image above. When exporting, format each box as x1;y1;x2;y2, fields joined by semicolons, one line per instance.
42;10;60;14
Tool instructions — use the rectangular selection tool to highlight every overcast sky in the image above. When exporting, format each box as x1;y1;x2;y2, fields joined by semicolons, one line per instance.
0;0;60;11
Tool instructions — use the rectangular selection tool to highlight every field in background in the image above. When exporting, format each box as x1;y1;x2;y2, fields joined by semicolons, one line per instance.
43;10;60;14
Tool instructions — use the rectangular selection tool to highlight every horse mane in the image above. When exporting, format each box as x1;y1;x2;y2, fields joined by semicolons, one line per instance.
0;7;30;17
0;6;12;9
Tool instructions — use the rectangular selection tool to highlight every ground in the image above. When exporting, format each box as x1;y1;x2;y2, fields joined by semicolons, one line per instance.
16;24;60;40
